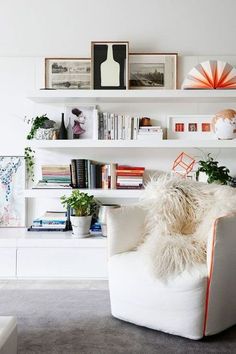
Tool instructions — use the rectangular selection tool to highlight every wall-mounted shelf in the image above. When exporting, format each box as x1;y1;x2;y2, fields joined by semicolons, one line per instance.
28;89;236;104
24;188;143;199
27;139;236;149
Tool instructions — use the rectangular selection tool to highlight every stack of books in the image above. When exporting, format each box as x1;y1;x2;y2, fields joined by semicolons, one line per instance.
70;159;117;189
98;112;140;140
35;165;71;189
116;165;145;189
28;211;67;231
137;126;163;141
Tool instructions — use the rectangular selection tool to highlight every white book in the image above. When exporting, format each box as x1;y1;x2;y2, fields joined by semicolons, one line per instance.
92;108;99;140
118;115;123;140
110;114;115;140
103;113;108;140
114;115;118;140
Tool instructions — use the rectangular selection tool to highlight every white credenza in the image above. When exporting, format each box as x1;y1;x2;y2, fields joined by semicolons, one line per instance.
0;229;107;279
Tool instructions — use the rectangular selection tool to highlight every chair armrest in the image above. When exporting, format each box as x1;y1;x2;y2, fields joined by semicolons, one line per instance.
107;205;146;257
204;214;236;336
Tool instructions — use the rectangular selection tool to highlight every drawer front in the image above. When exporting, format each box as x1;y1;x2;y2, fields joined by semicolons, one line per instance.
17;248;107;278
0;249;16;277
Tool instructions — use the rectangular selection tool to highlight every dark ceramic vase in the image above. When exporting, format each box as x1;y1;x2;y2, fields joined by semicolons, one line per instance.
58;113;68;139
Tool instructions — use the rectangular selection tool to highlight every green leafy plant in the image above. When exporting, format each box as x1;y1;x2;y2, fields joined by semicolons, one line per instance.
196;153;232;185
27;114;49;140
61;190;98;216
24;147;35;182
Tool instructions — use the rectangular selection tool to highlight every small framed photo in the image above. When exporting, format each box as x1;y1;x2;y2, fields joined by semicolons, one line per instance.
91;41;129;90
129;53;177;89
65;105;98;140
167;115;215;140
45;58;91;89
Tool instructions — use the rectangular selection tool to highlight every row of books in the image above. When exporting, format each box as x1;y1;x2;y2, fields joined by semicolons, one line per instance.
98;112;140;140
28;211;68;231
70;160;145;189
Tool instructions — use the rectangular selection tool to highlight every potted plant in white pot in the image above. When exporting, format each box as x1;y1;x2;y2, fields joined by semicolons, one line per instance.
61;190;98;237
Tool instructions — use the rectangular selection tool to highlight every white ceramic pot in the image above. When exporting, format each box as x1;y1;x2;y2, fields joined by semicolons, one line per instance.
70;215;92;238
214;118;236;140
98;204;120;237
197;172;208;183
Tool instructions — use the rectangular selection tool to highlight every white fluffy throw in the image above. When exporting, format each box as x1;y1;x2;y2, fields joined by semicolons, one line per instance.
138;175;236;279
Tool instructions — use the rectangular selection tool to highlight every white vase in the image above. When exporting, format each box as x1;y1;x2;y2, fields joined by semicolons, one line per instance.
70;215;92;238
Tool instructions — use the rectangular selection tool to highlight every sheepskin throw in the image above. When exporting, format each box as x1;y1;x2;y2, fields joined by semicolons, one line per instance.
139;175;236;279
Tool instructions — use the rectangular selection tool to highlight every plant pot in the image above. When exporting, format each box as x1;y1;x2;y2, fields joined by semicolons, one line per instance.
70;215;92;238
197;172;208;183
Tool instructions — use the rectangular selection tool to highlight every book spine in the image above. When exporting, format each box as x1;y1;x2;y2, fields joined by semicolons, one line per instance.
76;159;86;188
90;163;96;189
71;160;77;188
118;115;122;140
92;108;99;140
99;113;104;140
107;113;111;140
87;160;91;188
103;113;108;140
84;160;88;188
110;163;117;189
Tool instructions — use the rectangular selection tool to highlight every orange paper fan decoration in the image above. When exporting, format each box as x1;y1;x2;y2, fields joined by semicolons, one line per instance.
182;60;236;89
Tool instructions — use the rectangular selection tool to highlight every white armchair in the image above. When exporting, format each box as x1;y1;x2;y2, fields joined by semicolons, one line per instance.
107;205;236;340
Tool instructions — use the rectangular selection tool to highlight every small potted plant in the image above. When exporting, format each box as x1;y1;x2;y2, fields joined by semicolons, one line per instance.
196;153;232;185
61;190;98;237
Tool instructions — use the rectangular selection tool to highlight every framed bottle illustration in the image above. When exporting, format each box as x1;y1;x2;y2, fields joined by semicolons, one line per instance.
91;41;129;90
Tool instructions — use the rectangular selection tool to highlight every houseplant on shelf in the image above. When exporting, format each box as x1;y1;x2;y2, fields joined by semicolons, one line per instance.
196;153;232;185
61;190;98;237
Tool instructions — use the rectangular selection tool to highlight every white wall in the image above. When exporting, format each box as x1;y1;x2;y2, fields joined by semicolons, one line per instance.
0;0;236;224
1;0;236;56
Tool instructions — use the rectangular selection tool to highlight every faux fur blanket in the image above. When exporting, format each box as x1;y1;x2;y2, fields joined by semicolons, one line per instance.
138;175;236;279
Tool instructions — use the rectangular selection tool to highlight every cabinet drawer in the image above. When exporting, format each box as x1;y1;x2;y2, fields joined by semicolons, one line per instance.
0;248;16;277
17;248;107;278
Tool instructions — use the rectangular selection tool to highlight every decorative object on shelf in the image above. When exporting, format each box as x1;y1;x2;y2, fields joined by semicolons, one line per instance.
66;105;98;139
129;53;177;90
137;125;163;142
58;113;68;139
212;109;236;140
91;41;129;90
167;115;215;140
196;153;232;185
139;117;151;126
61;190;98;237
67;117;73;140
98;204;120;236
28;211;67;232
26;114;56;140
24;147;35;182
182;60;236;89
172;152;195;178
45;58;91;89
0;156;25;227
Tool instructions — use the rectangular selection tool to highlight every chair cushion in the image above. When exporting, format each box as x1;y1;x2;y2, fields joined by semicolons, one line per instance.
109;251;207;339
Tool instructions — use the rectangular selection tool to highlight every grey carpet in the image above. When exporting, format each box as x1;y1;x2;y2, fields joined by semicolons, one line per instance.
0;290;235;354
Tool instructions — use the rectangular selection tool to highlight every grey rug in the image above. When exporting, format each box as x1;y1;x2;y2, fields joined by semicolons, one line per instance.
0;290;235;354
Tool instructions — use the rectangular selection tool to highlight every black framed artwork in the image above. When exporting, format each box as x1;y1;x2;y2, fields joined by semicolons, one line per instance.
91;41;129;90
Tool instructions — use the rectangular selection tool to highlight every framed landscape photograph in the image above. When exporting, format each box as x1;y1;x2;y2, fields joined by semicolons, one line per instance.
45;58;91;89
91;41;129;90
129;53;177;89
167;115;215;140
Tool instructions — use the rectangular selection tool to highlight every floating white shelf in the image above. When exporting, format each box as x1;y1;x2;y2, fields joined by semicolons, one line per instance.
27;139;236;149
28;89;236;103
24;188;143;199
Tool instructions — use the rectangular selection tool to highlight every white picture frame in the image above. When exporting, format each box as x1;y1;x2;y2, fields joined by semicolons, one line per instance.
129;53;177;90
65;105;98;140
167;115;215;140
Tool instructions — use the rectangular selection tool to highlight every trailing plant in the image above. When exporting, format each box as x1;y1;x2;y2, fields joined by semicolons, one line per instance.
61;190;98;217
24;147;35;182
196;153;232;185
26;114;50;140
